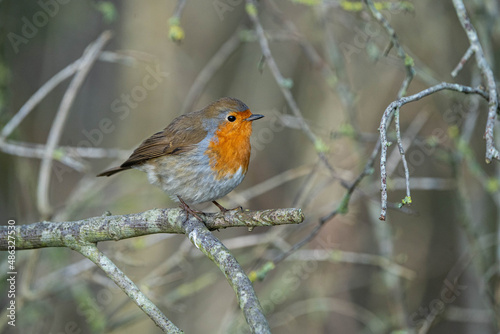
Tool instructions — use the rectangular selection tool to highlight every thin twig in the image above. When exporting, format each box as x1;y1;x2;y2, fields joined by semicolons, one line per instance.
394;108;411;204
363;0;415;90
181;27;243;114
0;140;129;171
451;45;474;78
287;249;415;279
265;0;359;131
390;177;456;191
273;141;379;265
226;164;313;208
36;31;113;218
172;0;187;18
0;140;86;171
269;297;385;333
245;0;335;173
386;111;430;176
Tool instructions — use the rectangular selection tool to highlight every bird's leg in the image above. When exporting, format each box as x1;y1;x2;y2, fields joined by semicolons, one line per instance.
212;200;243;213
178;196;205;222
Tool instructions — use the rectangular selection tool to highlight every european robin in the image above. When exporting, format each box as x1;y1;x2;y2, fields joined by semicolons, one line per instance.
97;97;264;215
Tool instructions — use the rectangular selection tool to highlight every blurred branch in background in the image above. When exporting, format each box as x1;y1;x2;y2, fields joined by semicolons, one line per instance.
181;27;243;114
245;0;337;175
0;50;135;141
36;31;113;219
0;48;134;169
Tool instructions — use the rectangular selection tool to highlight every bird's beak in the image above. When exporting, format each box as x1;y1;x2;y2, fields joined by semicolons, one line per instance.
245;114;264;121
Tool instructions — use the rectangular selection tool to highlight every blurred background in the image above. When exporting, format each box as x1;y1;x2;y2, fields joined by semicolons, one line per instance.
1;0;500;333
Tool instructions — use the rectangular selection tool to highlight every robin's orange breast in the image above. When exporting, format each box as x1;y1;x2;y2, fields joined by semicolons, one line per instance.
206;109;253;180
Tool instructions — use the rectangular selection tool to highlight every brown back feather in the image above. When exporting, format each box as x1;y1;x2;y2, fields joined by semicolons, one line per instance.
120;112;207;168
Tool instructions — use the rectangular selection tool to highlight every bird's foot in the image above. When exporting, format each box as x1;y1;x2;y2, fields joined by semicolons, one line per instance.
178;196;205;223
212;200;244;213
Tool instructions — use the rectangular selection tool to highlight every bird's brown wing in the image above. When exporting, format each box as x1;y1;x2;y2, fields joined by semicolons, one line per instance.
97;112;207;177
121;113;207;168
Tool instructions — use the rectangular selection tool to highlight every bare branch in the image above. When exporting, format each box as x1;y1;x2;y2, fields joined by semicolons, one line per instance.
245;0;335;173
181;28;242;114
1;208;302;332
1;208;302;331
0;140;129;171
451;45;474;78
287;249;415;280
379;82;491;220
37;31;113;218
272;145;379;265
386;111;430;176
363;0;415;94
394;109;412;205
0;208;304;250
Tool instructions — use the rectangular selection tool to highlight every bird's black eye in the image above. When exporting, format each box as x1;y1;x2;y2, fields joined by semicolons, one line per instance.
227;115;236;122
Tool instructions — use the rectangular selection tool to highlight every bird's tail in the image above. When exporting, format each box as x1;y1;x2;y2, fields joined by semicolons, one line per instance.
96;166;131;177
